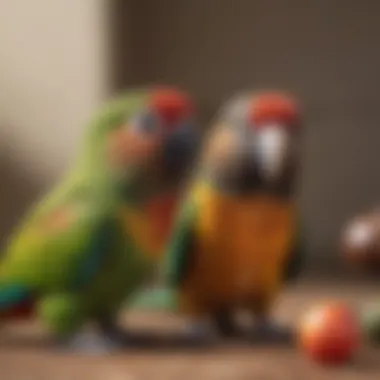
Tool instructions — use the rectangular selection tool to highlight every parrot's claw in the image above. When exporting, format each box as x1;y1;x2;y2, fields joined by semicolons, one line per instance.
250;320;293;344
97;319;131;346
57;332;123;355
183;321;218;345
213;310;240;338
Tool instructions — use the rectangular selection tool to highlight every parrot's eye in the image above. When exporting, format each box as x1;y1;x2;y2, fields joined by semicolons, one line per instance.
130;111;160;134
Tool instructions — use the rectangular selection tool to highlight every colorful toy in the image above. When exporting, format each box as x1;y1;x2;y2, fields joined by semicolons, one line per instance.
298;302;361;365
341;209;380;273
0;87;199;353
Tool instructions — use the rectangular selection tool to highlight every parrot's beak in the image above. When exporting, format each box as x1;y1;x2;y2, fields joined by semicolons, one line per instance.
254;124;290;183
161;125;199;183
107;128;159;168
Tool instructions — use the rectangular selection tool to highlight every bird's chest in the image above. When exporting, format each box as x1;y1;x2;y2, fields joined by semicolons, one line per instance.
89;208;153;296
193;190;296;298
120;204;163;261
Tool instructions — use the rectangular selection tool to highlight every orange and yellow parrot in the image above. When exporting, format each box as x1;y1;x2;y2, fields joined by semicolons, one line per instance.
162;91;305;342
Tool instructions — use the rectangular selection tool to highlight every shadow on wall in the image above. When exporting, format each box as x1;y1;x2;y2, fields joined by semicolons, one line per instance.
0;138;45;249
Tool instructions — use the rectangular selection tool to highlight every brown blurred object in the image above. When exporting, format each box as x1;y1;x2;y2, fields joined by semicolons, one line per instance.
340;208;380;274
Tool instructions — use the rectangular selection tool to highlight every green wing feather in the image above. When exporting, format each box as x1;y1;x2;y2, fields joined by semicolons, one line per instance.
162;199;197;287
127;286;178;311
128;199;197;311
0;196;117;295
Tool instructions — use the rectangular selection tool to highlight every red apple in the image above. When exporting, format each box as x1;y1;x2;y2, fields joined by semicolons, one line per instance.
298;302;361;365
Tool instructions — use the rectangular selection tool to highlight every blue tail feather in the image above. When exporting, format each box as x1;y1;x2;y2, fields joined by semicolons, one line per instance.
0;284;29;309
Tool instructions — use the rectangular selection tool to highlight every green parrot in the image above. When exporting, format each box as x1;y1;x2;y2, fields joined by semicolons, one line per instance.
131;91;306;342
0;87;199;353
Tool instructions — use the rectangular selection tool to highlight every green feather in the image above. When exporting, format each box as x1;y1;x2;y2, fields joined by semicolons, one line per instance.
162;199;197;287
0;284;29;309
128;287;178;312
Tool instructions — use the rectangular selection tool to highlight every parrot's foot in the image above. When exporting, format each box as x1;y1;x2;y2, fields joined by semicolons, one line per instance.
183;320;218;345
213;310;240;338
250;320;293;344
97;317;132;346
57;332;123;355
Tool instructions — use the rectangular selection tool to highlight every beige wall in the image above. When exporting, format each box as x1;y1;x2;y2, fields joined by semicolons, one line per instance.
116;0;380;267
0;0;111;240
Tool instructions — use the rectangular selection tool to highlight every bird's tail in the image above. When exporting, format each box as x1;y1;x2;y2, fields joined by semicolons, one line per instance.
0;276;35;321
128;286;179;312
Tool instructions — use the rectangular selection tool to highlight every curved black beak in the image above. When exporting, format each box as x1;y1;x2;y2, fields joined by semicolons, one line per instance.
162;126;200;183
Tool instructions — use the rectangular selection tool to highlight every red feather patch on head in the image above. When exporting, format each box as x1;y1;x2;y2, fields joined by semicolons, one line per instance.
249;92;300;128
150;87;193;125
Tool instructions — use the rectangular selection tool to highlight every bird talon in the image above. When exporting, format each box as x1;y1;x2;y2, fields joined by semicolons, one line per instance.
251;321;293;343
184;321;217;345
56;332;123;355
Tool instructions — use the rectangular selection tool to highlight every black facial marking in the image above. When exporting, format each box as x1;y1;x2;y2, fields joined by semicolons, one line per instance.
213;155;298;198
161;127;198;184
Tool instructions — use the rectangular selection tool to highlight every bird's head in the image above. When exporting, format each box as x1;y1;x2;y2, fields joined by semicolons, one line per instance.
200;91;301;195
84;86;199;194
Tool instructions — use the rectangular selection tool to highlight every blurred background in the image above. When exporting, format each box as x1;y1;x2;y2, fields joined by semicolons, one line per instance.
0;0;379;273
